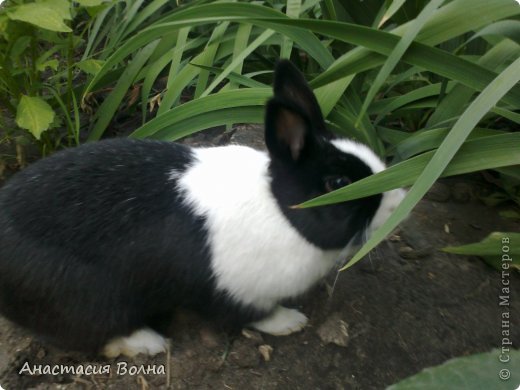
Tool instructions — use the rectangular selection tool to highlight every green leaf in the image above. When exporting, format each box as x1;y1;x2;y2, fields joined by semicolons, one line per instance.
36;59;59;72
228;22;253;90
156;27;190;115
75;0;106;6
339;55;520;271
469;20;520;45
148;106;264;141
84;3;335;96
376;0;407;28
130;88;271;139
443;232;520;271
76;59;106;76
7;2;71;32
280;0;301;58
262;18;520;108
15;95;55;140
393;128;506;162
357;0;444;126
88;40;160;141
299;132;520;207
38;0;71;21
387;349;520;389
200;29;274;98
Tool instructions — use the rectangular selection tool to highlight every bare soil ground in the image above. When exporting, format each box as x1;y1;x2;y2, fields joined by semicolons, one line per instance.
0;126;519;389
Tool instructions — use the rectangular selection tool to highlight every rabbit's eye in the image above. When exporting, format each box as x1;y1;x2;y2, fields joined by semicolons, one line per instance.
324;176;351;192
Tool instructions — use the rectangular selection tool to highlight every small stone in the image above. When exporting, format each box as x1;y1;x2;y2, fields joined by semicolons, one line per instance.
199;327;220;349
241;329;264;344
389;234;401;242
398;245;431;259
399;246;414;258
316;313;349;348
258;344;273;362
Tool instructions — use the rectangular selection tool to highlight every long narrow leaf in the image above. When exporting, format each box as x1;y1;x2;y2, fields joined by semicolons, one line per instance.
299;132;520;207
356;0;444;126
87;40;160;141
340;55;520;270
129;88;271;139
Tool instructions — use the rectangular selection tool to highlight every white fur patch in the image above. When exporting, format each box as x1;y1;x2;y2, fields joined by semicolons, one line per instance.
103;328;167;358
250;305;308;335
330;139;386;174
177;146;340;311
369;188;407;234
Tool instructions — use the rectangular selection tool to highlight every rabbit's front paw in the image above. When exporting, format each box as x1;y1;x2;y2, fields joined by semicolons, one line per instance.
103;328;168;358
249;306;308;336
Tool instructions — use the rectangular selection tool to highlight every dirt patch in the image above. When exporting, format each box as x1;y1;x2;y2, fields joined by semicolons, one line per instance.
0;126;519;389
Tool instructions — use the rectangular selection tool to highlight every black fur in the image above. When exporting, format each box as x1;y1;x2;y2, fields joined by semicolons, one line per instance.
0;139;264;353
266;61;381;248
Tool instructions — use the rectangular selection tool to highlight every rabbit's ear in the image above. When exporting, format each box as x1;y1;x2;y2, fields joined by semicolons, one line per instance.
272;60;324;129
265;101;309;161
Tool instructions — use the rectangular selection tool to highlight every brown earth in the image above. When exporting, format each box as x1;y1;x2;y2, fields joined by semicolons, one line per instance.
0;126;519;389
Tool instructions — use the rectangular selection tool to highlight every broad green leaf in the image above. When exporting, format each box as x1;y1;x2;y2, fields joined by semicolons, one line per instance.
16;95;55;140
76;59;105;75
36;59;59;72
443;232;520;271
7;2;71;32
340;55;520;270
387;349;520;389
38;0;71;21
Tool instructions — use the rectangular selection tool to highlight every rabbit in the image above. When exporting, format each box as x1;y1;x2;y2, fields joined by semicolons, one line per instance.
0;60;405;357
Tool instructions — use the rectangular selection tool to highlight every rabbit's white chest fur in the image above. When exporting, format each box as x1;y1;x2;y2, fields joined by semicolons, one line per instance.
176;145;340;311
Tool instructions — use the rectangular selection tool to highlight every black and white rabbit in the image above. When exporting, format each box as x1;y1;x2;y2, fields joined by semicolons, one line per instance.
0;60;404;357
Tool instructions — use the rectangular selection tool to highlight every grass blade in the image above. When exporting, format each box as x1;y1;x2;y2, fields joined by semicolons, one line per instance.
87;40;160;141
356;0;444;127
340;55;520;270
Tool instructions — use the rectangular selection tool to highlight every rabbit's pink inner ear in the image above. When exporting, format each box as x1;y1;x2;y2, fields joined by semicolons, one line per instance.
276;107;306;161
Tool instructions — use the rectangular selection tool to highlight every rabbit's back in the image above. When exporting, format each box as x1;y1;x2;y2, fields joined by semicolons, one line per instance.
0;139;215;352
